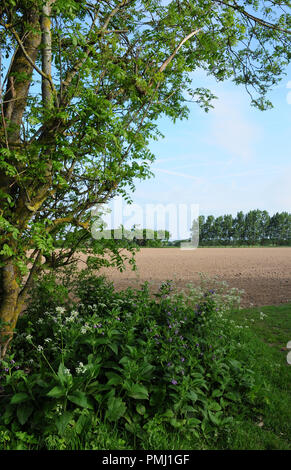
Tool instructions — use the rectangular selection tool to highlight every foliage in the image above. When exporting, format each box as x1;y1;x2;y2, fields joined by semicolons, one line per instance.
0;274;275;450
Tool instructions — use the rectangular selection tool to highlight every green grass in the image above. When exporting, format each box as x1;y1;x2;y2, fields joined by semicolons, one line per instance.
215;303;291;450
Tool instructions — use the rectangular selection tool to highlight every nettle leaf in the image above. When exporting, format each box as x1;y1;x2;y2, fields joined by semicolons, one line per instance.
105;396;126;422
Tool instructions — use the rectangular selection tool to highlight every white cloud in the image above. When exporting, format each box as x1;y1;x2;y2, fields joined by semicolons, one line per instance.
207;90;262;160
261;167;291;210
155;168;204;182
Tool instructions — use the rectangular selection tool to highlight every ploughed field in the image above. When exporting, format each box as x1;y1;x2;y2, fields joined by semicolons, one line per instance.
96;247;291;307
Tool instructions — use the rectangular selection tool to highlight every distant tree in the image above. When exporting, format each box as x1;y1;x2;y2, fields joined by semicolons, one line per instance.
195;210;290;246
233;211;245;245
213;216;223;245
222;214;233;245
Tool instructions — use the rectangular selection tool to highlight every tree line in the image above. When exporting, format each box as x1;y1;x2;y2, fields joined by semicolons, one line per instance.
195;210;291;246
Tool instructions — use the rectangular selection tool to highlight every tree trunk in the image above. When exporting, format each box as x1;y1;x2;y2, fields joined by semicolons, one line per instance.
0;260;22;359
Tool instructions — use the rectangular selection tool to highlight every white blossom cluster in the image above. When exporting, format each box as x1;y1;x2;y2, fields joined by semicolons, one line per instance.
76;362;86;374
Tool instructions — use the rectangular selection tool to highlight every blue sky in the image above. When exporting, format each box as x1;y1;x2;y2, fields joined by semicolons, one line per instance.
125;65;291;222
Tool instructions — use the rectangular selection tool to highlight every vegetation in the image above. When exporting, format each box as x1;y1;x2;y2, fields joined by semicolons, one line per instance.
1;0;291;356
0;274;290;450
196;210;291;247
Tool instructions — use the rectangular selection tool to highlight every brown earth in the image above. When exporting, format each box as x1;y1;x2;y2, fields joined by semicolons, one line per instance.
95;247;291;308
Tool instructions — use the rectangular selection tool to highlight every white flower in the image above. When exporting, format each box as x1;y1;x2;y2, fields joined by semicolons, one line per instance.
44;338;52;343
36;345;43;352
76;362;86;374
55;404;63;416
26;334;32;341
56;306;65;314
65;316;74;323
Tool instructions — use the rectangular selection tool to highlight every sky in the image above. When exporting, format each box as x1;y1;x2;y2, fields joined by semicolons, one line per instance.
120;65;291;232
3;7;290;239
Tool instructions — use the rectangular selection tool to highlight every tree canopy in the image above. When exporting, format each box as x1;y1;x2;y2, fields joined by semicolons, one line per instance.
0;0;291;357
197;210;291;246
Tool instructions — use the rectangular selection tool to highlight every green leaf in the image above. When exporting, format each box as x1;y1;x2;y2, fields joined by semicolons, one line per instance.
75;413;90;435
68;391;93;409
57;363;68;385
105;396;126;422
187;417;201;426
108;343;118;355
10;393;30;404
55;411;74;436
170;418;186;428
188;390;198;403
106;373;123;386
136;403;146;415
208;410;222;426
161;409;174;419
208;401;222;411
212;389;223;398
127;383;149;400
17;403;33;425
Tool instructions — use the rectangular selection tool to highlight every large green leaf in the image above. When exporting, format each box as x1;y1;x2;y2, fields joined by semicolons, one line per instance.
47;386;66;398
17;403;34;425
105;396;126;422
68;391;93;409
10;393;30;404
55;411;74;436
127;384;149;400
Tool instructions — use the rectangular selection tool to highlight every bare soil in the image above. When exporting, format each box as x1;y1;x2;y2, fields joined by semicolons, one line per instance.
95;247;291;307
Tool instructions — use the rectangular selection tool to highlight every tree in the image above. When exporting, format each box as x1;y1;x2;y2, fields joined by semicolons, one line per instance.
213;215;223;245
0;0;291;357
233;210;245;245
